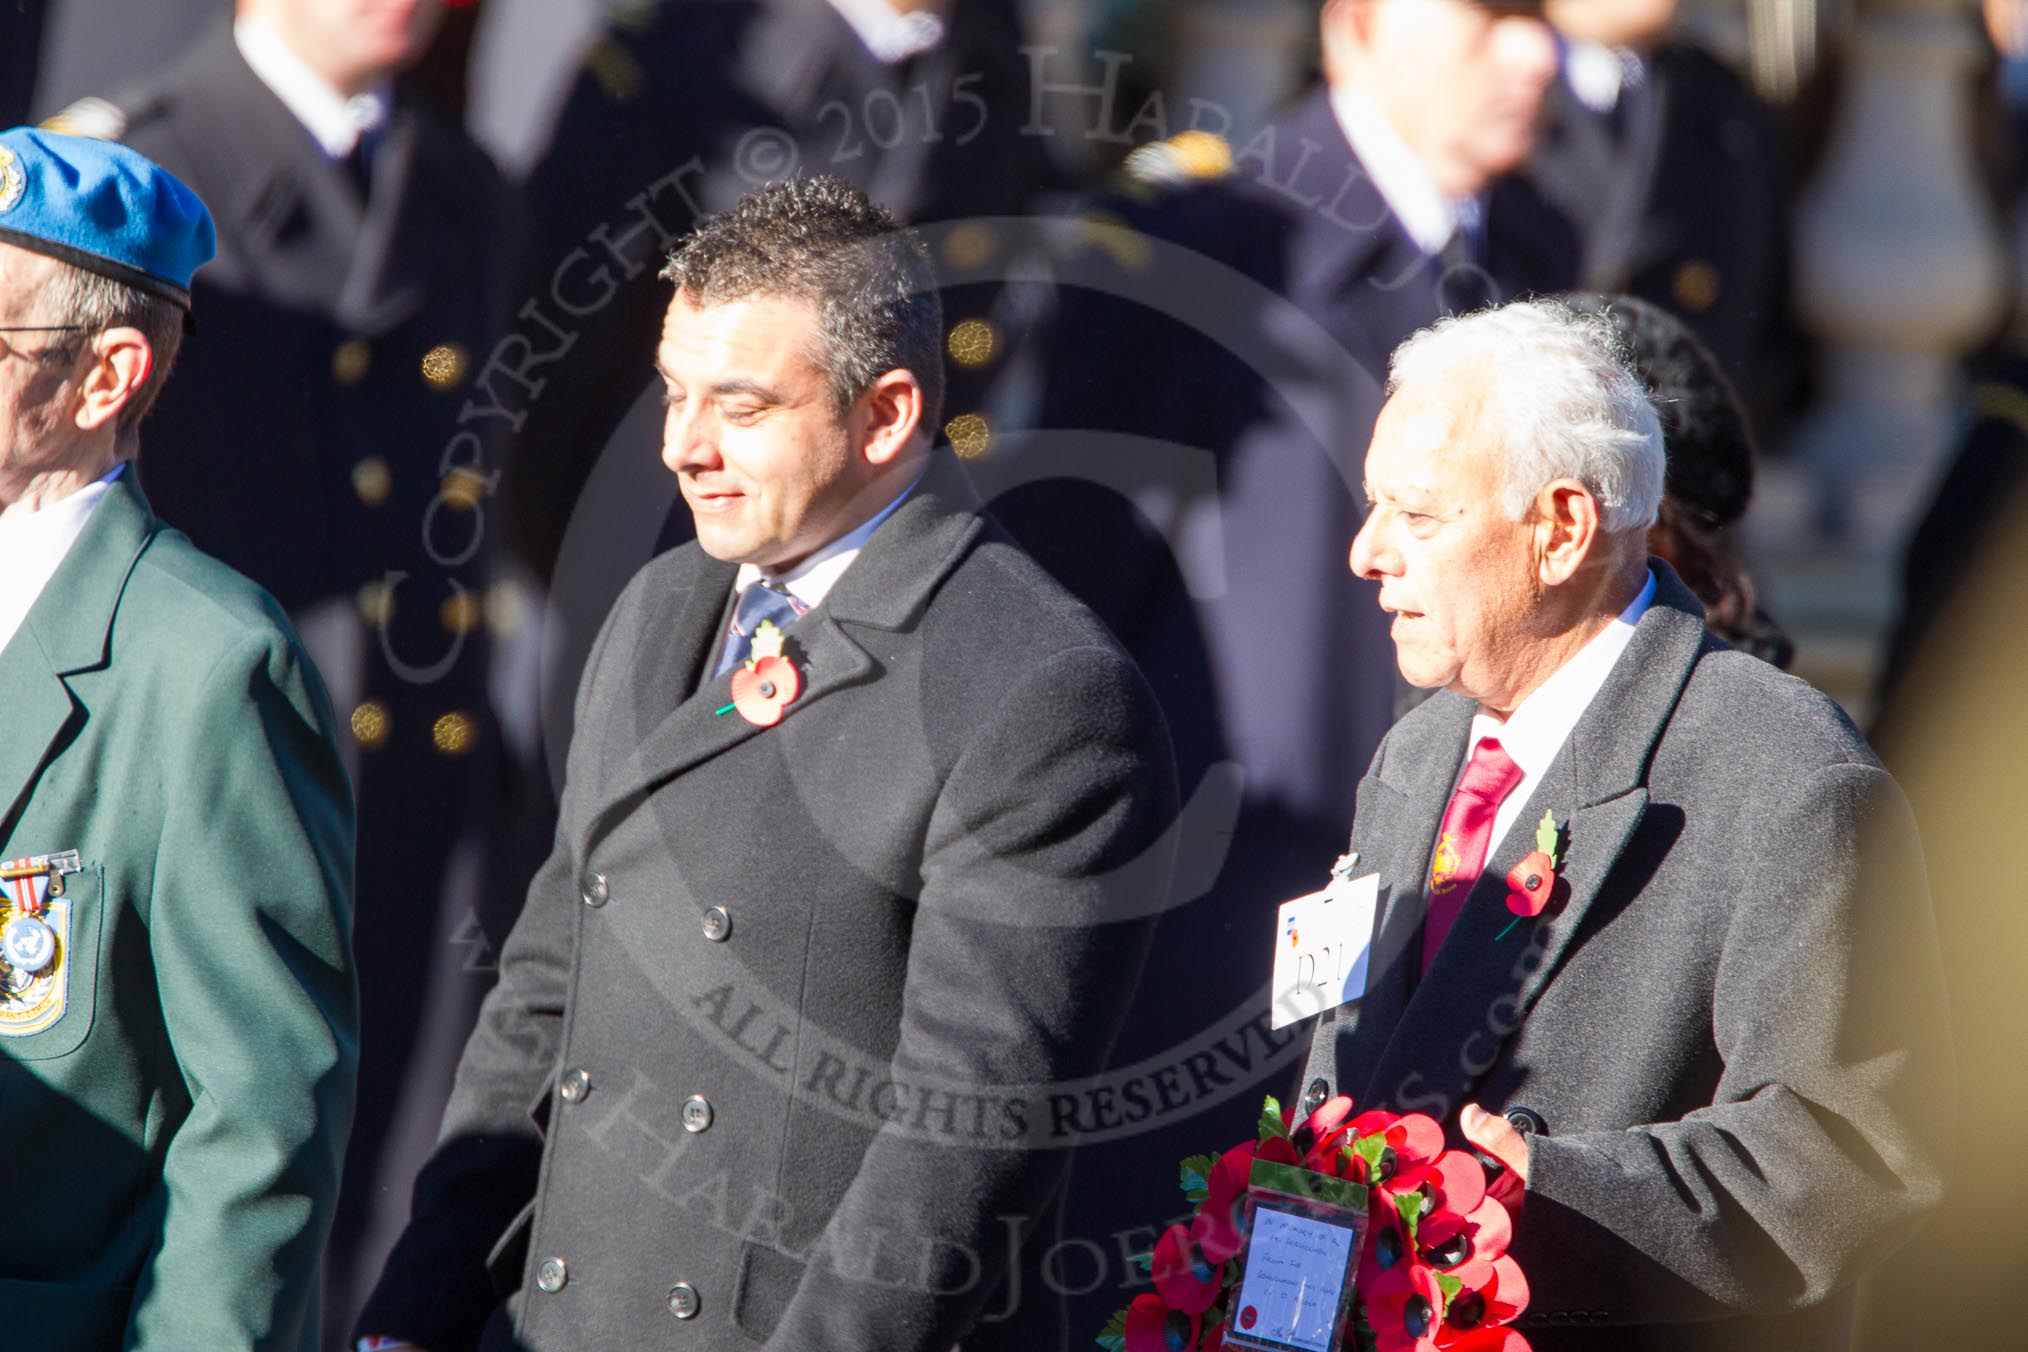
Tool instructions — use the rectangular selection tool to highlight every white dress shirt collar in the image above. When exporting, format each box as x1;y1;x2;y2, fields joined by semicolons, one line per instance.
1461;570;1657;855
1562;39;1649;115
0;462;125;658
731;471;924;611
1327;82;1472;257
825;0;947;65
234;15;391;159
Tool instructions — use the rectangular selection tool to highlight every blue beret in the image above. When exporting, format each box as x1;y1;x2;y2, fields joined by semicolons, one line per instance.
0;126;216;309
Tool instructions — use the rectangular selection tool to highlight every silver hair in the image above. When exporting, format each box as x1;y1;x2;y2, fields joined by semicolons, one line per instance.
43;260;185;433
1386;298;1666;534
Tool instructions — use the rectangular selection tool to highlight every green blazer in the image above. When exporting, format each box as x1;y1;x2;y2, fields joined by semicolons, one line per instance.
0;469;357;1350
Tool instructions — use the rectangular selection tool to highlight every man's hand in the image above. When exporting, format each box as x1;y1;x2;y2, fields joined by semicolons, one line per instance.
1461;1102;1530;1210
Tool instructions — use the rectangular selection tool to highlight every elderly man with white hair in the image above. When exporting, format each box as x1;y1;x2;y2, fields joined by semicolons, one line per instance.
1297;298;1951;1351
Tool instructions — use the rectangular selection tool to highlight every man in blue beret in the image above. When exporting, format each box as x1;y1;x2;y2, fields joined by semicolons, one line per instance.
0;126;357;1350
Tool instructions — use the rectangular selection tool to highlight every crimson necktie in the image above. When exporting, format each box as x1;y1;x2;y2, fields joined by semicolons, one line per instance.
1421;737;1527;973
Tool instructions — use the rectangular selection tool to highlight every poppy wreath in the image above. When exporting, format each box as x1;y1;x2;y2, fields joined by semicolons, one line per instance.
1096;1096;1531;1352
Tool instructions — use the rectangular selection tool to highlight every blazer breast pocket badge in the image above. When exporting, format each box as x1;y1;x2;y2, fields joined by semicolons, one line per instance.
0;850;83;1037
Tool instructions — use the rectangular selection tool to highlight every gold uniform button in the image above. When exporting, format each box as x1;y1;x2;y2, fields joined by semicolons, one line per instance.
944;413;991;460
440;590;483;635
947;319;998;369
350;700;391;750
352;457;392;507
585;39;644;102
332;338;372;386
1673;259;1721;313
357;580;395;627
440;465;486;512
420;342;468;390
942;223;995;271
431;711;477;756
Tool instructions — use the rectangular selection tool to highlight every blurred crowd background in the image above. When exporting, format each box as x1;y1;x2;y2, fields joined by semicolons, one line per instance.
5;0;2024;1345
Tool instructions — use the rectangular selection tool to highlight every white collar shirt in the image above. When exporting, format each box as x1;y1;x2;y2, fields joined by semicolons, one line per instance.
730;471;924;612
1459;570;1657;856
824;0;947;65
234;15;391;159
1327;82;1476;258
0;462;125;658
1562;39;1650;115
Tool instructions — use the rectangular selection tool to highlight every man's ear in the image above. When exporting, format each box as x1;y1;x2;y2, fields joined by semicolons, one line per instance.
1321;0;1377;78
854;368;926;466
71;327;153;433
1533;478;1603;586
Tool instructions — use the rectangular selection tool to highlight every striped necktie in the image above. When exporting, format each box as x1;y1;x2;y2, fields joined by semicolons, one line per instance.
715;581;806;677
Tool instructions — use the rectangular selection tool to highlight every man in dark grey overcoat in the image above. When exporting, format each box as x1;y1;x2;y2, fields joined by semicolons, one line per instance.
1300;298;1952;1352
356;176;1179;1351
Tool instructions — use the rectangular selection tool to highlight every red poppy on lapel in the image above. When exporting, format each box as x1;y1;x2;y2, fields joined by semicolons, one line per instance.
1504;811;1565;917
729;654;801;726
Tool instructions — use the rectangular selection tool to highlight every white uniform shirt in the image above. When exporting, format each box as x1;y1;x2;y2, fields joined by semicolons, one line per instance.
234;15;390;160
824;0;946;65
0;463;125;656
1456;570;1657;855
730;472;923;611
1327;83;1477;258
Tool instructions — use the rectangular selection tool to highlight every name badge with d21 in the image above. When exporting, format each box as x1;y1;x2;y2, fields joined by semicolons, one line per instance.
1222;1159;1368;1352
1270;870;1379;1030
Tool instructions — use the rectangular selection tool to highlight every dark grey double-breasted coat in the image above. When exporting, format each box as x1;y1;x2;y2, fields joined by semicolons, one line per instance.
360;452;1179;1350
1300;566;1953;1352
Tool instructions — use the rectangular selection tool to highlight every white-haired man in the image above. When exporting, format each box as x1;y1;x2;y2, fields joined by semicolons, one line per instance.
1298;299;1951;1351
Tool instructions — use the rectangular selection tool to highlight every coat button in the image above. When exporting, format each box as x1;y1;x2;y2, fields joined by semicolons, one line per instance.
559;1068;591;1103
667;1281;700;1319
580;871;609;907
1505;1106;1547;1136
682;1094;714;1133
1301;1078;1329;1117
535;1256;568;1293
701;906;732;942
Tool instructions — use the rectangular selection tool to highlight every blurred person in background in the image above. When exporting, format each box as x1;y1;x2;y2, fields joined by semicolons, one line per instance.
45;0;521;1341
1564;290;1793;666
983;0;1570;1331
495;0;1051;589
1520;0;1794;423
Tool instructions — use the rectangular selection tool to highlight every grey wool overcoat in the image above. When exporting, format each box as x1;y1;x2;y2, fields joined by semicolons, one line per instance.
1299;564;1954;1352
360;450;1180;1350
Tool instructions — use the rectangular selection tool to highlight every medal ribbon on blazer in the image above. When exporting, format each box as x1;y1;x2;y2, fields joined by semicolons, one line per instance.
0;851;82;1036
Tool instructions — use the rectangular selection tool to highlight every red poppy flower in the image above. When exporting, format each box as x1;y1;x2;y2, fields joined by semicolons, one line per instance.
1368;1262;1447;1352
1439;1330;1532;1352
1360;1207;1415;1293
1293;1093;1356;1164
1152;1222;1222;1315
1504;850;1556;917
1196;1143;1256;1264
1392;1149;1487;1224
1125;1292;1204;1352
730;655;801;725
1346;1110;1444;1188
1433;1254;1529;1342
1418;1196;1513;1272
1256;1134;1300;1167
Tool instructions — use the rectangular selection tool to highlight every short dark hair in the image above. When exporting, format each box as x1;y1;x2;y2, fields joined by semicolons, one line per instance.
660;175;945;434
45;258;186;433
